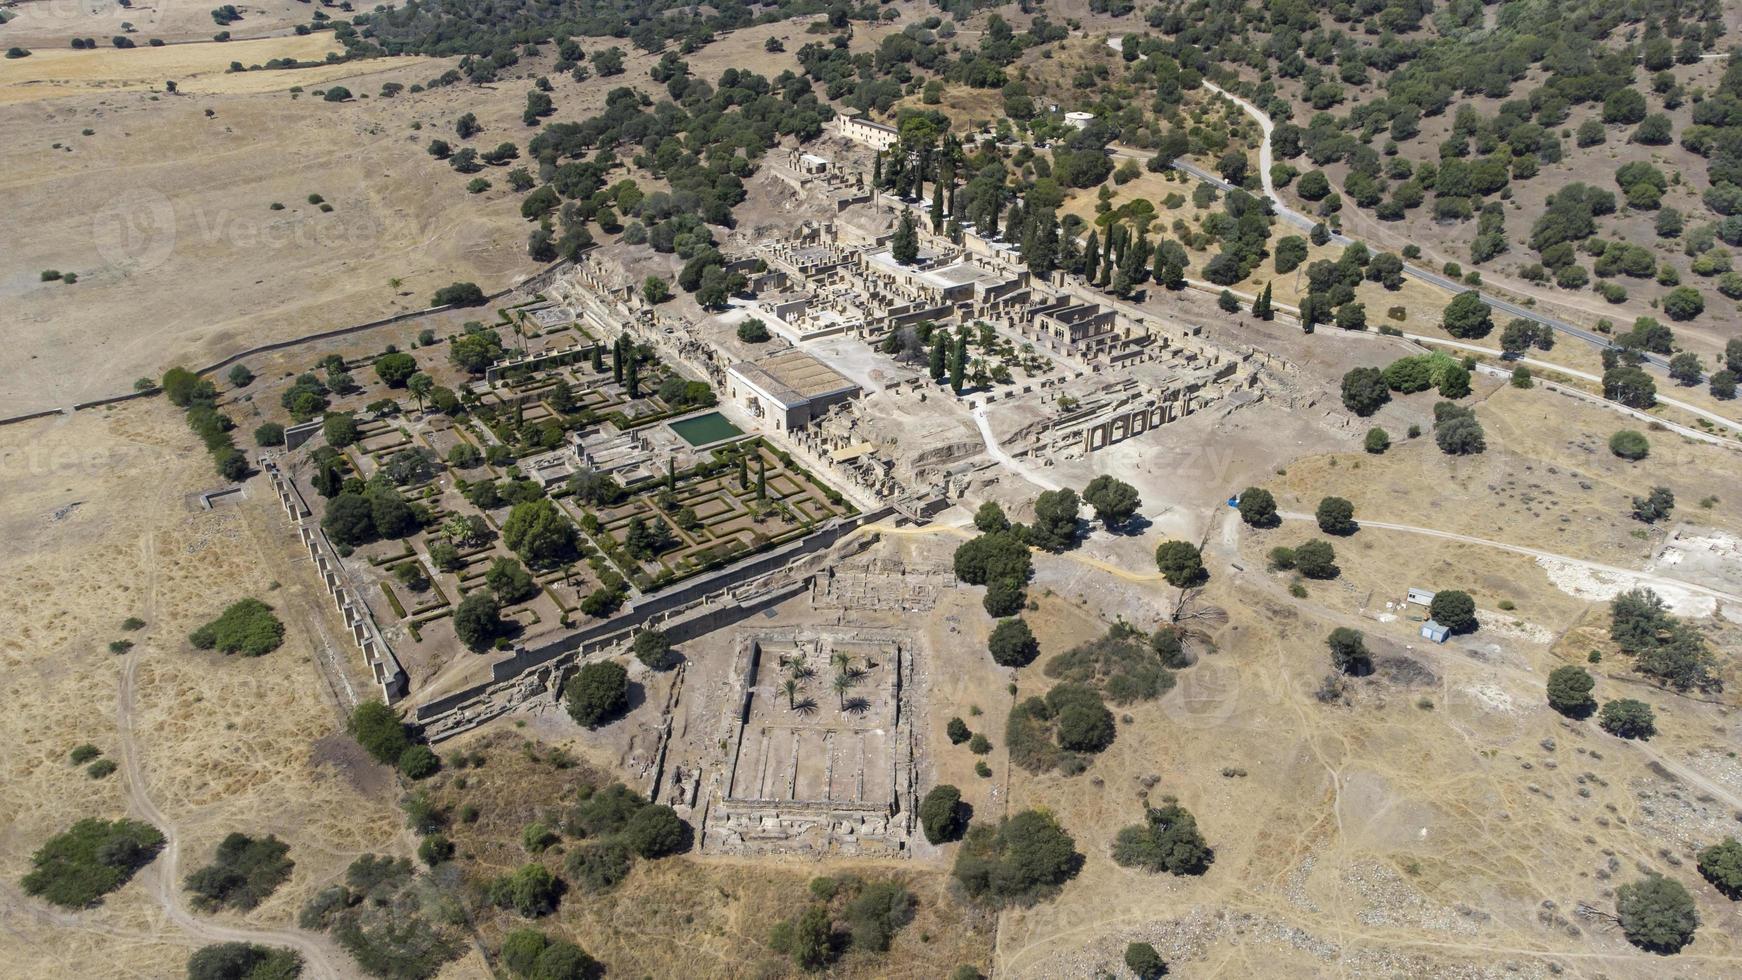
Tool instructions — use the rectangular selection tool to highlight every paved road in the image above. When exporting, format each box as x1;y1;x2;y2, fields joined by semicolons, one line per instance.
1126;71;1672;371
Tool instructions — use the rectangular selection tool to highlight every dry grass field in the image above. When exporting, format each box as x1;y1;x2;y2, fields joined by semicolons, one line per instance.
0;0;316;48
0;34;352;104
0;14;892;418
4;7;1742;979
0;399;405;978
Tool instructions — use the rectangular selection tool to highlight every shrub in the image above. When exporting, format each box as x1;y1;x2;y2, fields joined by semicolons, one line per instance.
254;422;285;446
87;759;117;779
1125;942;1167;979
1616;873;1697;953
736;318;771;342
843;880;915;952
1341;367;1390;416
1111;798;1212;875
188;598;284;656
432;282;486;307
1237;487;1278;527
184;833;294;912
186;943;303;980
1697;838;1742;900
1315;496;1356;535
565;841;632;893
398;745;439;779
565;661;629;728
946;718;971;744
920;785;964;844
1326;627;1371;675
769;904;831;970
417;834;454;866
951;810;1081;906
1052;688;1115;752
348;701;411;766
488;864;562;918
1608;430;1650;460
70;744;102;765
621;805;686;858
1599;698;1656;739
983;578;1025;617
633;629;678;670
1293;539;1338;579
1044;625;1175;705
987;618;1038;667
1153;540;1205;587
1364;427;1390;453
21;818;165;908
1428;590;1477;633
374;351;418;387
953;531;1033;586
1082;475;1141;527
1545;666;1596;718
453;590;504;651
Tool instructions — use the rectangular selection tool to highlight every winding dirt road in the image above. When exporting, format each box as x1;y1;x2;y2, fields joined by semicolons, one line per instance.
1274;511;1742;604
115;529;350;979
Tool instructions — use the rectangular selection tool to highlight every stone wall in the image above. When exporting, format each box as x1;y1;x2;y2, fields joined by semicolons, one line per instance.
261;458;407;702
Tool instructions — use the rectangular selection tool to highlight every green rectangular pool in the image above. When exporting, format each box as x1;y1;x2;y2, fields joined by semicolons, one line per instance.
669;411;744;447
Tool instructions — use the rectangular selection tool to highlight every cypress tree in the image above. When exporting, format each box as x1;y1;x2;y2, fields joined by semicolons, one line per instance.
626;356;640;398
930;334;947;381
892;210;919;265
612;337;624;383
756;455;767;500
1083;230;1099;277
949;333;967;394
1253;282;1274;320
738;453;748;489
930;180;945;233
592;341;604;372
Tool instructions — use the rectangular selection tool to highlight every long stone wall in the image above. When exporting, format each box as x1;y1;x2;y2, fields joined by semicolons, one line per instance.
410;508;892;739
261;458;407;703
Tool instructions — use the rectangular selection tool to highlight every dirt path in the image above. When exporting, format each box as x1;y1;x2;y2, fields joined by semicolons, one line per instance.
1391;333;1742;440
969;405;1063;492
114;524;351;979
1274;511;1742;604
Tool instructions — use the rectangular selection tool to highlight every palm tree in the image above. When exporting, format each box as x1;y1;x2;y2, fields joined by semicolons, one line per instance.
782;679;799;709
832;673;851;710
790;662;814;681
830;650;853;675
407;372;433;413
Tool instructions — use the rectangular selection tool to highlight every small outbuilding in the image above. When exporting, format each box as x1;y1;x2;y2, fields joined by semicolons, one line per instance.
1420;620;1450;644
